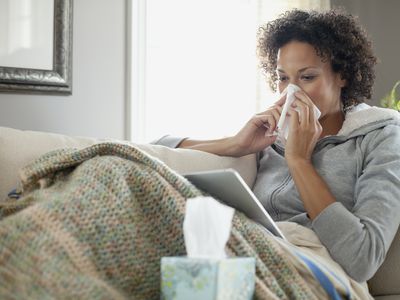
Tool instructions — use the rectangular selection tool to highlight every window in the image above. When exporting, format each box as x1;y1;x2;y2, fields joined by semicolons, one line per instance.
129;0;330;143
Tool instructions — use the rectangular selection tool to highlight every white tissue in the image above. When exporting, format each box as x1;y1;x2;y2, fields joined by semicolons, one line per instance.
274;83;321;145
183;196;234;259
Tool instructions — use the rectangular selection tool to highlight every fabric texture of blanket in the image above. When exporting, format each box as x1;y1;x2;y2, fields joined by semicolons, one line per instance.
0;142;361;299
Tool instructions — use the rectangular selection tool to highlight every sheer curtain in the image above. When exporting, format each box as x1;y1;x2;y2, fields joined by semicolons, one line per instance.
129;0;330;143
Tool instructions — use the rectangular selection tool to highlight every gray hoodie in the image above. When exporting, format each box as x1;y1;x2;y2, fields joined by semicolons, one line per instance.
155;104;400;282
253;104;400;282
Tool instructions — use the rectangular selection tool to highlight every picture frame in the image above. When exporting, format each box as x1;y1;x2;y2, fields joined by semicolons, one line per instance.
0;0;73;95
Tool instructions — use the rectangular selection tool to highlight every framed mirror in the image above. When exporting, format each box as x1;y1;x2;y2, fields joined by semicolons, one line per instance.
0;0;73;95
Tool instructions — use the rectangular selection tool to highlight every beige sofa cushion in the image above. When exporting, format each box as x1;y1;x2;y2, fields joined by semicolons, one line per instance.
0;126;257;200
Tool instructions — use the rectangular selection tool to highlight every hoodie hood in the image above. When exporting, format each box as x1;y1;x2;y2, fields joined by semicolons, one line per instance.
337;103;400;137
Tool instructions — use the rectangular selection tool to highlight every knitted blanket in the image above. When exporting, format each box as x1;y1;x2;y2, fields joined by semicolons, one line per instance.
0;142;323;299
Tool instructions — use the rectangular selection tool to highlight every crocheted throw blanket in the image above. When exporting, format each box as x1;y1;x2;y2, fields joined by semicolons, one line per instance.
0;143;324;299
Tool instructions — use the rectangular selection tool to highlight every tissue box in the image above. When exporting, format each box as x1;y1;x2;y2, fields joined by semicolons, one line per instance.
161;257;255;300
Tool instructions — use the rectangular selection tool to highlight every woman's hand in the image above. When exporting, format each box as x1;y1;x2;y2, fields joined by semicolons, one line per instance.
285;90;322;165
229;93;286;156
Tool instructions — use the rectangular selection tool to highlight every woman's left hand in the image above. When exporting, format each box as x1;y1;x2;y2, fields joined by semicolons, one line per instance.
284;90;322;165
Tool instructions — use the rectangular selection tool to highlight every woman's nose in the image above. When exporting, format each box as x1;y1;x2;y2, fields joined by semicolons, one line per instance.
289;79;300;86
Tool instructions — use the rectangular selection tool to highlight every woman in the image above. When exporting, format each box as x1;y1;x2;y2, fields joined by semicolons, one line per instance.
155;9;400;282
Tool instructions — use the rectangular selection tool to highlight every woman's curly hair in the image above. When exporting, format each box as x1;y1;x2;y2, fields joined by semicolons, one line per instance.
257;9;377;109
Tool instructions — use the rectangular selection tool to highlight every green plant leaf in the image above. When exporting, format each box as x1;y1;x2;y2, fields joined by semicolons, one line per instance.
381;93;394;109
390;81;400;100
381;81;400;110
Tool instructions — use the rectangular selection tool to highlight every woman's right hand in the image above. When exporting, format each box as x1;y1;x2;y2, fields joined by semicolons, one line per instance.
229;93;286;156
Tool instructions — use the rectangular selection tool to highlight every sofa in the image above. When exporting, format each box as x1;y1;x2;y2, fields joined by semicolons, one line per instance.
0;125;399;299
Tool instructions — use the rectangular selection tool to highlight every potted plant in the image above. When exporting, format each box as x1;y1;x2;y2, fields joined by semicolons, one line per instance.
380;81;400;111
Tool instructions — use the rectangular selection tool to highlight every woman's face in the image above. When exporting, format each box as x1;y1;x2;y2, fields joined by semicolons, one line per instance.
276;41;346;119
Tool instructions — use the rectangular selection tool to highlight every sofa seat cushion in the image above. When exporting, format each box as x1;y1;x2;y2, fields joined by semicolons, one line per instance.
374;296;400;300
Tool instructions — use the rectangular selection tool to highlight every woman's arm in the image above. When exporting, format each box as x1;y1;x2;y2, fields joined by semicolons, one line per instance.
286;159;336;220
178;137;238;156
160;96;286;157
312;125;400;281
283;90;336;219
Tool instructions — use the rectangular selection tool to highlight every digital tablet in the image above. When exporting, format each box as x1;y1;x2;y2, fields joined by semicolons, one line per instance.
183;168;286;240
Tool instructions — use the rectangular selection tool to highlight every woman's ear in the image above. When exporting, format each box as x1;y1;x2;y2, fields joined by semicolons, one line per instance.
337;73;347;88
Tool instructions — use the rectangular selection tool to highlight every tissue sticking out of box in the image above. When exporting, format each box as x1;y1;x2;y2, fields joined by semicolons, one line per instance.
183;196;234;259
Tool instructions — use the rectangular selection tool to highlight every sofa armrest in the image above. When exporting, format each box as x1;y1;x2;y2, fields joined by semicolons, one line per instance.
368;227;400;297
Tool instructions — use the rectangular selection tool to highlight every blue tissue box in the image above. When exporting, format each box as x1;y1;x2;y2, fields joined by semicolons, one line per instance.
161;256;255;300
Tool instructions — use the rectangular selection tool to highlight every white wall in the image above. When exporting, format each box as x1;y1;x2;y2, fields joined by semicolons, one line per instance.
0;0;127;140
332;0;400;106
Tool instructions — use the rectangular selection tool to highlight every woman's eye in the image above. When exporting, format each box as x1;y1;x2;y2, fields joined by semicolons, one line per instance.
278;76;288;82
301;75;316;81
